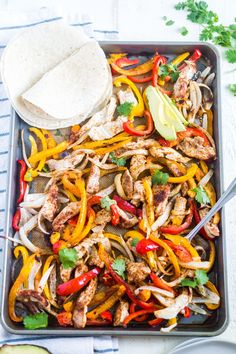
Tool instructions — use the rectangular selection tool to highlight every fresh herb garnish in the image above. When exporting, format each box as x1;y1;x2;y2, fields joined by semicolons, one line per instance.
117;102;133;117
181;269;209;288
109;152;126;167
23;313;48;330
100;196;116;211
180;26;189;36
131;238;140;247
152;170;169;185
59;248;78;269
229;84;236;96
42;164;50;173
166;20;175;26
192;185;210;204
111;258;126;280
158;63;180;82
55;129;62;136
225;48;236;63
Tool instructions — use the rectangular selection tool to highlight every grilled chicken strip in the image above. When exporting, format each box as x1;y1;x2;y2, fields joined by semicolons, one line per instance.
114;300;129;326
95;209;111;225
199;208;220;237
131;180;145;206
153;184;171;217
117;207;138;228
149;146;190;164
177;136;216;160
130;155;147;180
86;156;100;194
126;261;151;284
40;184;58;222
47;152;85;171
88;245;104;268
121;169;134;199
74;232;111;259
88;116;127;141
125;139;157;150
117;87;137;105
171;196;187;224
73;278;97;328
52;201;81;231
174;61;197;98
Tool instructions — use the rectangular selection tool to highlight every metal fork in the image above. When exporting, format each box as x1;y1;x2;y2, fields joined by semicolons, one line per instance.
186;177;236;241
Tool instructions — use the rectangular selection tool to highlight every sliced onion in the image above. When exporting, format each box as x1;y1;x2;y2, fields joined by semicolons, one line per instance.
135;286;174;299
21;129;31;168
179;261;210;269
38;264;55;294
188;303;209;315
198;169;214;187
88;157;116;170
152;292;175;307
110;240;128;257
135;164;163;179
160;321;177;333
114;173;128;200
202;113;208;130
19;208;33;226
151;197;176;231
19;214;41;252
0;233;23;245
77;156;89;171
20;195;46;209
170;184;182;197
38;210;50;235
120;237;134;262
24;193;44;202
101;152;110;164
58;195;69;204
28;259;42;290
154;293;189;320
119;149;148;158
96;184;115;197
165;270;191;287
92;225;105;233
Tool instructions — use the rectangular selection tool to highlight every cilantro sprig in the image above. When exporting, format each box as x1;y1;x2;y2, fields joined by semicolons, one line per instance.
23;313;48;330
100;196;116;211
152;170;169;185
117;102;133;117
158;63;180;82
229;84;236;96
111;258;126;280
109;152;126;167
192;185;210;205
181;269;209;288
59;248;78;269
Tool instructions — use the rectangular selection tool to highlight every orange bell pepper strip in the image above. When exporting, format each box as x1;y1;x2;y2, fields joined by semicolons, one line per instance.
163;234;200;261
62;174;81;199
168;164;198;183
123;308;157;327
28;140;69;165
111;56;155;76
150;272;175;295
70;178;87;245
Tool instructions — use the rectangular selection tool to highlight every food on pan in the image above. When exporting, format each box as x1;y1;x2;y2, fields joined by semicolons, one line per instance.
9;47;220;333
1;22;111;129
0;344;51;353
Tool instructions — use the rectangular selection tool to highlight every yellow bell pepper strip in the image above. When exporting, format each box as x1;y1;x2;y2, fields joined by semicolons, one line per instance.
28;135;38;168
70;179;87;245
168;163;198;183
29;128;47;172
143;178;154;226
200;160;209;174
163;234;200;261
14;246;29;288
204;183;220;225
107;53;126;64
73;134;129;150
63;188;77;202
206;109;213;136
42;129;58;159
50;232;60;245
62;174;81;198
62;224;73;241
187;177;197;198
149;234;181;278
105;233;123;244
87;285;126;320
43;255;57;300
113;77;144;120
207;240;216;273
111;57;155;77
171;52;190;66
28;141;69;165
70;212;94;246
205;281;220;310
63;301;74;312
94;137;132;155
9;254;36;322
124;230;144;241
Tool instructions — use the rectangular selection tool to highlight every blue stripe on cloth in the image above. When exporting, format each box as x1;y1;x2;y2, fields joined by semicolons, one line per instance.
0;170;7;174
0;133;9;137
0;209;5;212
0;151;8;155
0;190;6;193
0;114;10;119
0;45;6;48
94;29;118;33
0;98;8;102
94;350;119;353
0;229;3;233
71;22;92;26
0;17;63;31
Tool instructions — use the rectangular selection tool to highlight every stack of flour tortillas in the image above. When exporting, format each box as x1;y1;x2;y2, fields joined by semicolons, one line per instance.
1;21;112;129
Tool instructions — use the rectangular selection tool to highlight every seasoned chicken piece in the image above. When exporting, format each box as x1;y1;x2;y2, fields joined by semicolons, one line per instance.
181;182;189;196
131;180;145;206
117;206;138;229
149;147;190;164
60;265;73;283
166;161;184;177
177;136;216;160
114;300;129;326
171;197;187;224
74;232;111;259
121;170;134;199
73;278;97;328
88;245;104;268
17;290;52;314
47;153;85;171
117;87;137;105
74;261;88;278
88;116;127;141
174;61;197;98
86;156;100;194
126;261;151;284
153;184;171;217
125;139;157;150
199;208;220;237
40;184;58;222
52;201;81;231
95;209;111;225
70;96;117;143
130;155;147;180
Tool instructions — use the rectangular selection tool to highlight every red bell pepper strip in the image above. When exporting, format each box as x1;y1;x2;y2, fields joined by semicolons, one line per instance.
158;127;210;148
87;195;120;225
148;318;164;327
150;272;175;294
116;57;139;68
67;215;78;226
178;49;202;71
57;311;72;326
57;267;101;296
100;310;113;322
53;240;66;255
160;199;194;235
102;272;114;286
192;200;212;240
129;303;150;322
123;308;157;327
162;240;192;262
12;208;21;231
113;195;137;215
152;56;167;87
136;239;160;255
123;110;154;136
183;306;191;318
127;75;152;83
17;160;27;204
110;204;120;226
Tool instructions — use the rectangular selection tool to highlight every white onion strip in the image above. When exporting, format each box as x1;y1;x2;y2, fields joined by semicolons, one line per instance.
120;237;134;262
38;264;55;294
38;210;50;235
96;184;115;197
19;214;41;252
188;303;209;315
179;261;210;269
110;241;128;257
135;286;174;298
20;195;46;209
152;197;176;231
198;169;214;187
114;173;128;200
161;322;177;333
28;259;42;290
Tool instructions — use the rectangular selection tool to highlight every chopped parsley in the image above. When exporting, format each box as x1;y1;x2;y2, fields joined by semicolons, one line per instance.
166;20;175;26
42;164;50;173
181;269;209;288
131;237;140;247
158;63;180;82
111;258;126;280
23;313;48;330
117;102;133;117
225;49;236;63
59;248;78;269
100;196;116;211
152;170;169;185
180;26;189;36
109;152;126;167
192;185;210;204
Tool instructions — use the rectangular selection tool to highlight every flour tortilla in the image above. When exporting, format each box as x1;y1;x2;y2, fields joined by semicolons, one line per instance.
22;40;112;121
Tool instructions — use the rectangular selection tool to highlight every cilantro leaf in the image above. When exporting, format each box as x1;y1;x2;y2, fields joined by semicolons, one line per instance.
199;27;213;41
59;248;78;269
181;278;198;288
131;238;140;247
195;269;209;285
117;102;133;117
100;196;116;211
55;129;62;136
158;65;169;78
229;24;236;31
42;164;50;173
180;26;189;36
109;152;126;167
111;258;126;279
23;313;48;330
166;20;175;26
152;170;169;185
162;16;167;21
225;48;236;63
229;84;236;96
158;64;179;82
192;185;210;204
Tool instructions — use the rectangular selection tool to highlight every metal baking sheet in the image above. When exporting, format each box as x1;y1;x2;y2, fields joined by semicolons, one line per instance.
1;41;229;336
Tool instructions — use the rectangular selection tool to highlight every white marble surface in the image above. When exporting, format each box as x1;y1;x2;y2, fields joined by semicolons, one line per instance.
0;0;236;353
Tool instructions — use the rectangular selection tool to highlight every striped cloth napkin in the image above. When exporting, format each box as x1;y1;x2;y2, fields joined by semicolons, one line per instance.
0;10;118;354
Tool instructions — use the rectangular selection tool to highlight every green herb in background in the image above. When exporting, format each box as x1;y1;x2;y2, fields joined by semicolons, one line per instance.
59;248;78;269
229;84;236;96
180;26;188;36
131;238;140;247
181;269;209;288
55;129;62;136
166;20;175;26
225;48;236;63
158;63;180;82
